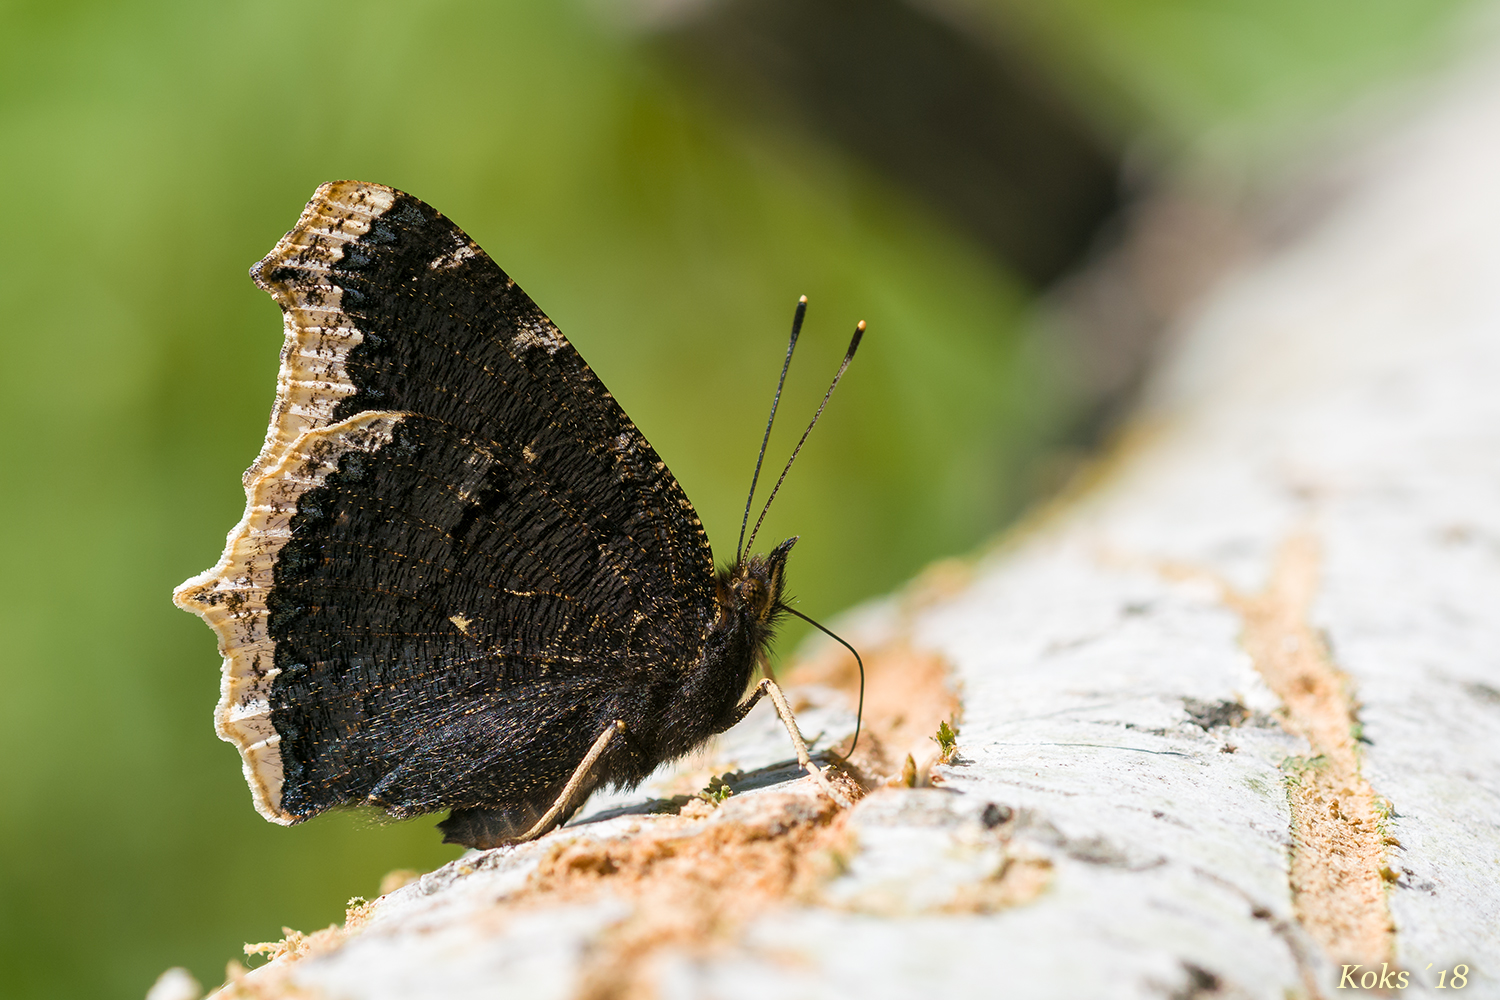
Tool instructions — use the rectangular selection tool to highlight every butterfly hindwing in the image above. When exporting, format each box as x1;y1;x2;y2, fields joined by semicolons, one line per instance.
175;182;717;824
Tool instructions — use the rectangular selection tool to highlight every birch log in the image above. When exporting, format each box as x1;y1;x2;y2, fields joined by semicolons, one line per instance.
190;51;1500;1000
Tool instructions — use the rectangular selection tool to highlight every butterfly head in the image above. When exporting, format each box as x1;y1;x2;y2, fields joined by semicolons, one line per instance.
721;536;798;625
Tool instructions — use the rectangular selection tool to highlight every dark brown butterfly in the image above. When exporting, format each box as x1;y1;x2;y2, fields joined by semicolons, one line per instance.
175;181;863;847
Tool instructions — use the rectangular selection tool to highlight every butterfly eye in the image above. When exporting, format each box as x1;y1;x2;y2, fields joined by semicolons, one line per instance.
735;576;764;611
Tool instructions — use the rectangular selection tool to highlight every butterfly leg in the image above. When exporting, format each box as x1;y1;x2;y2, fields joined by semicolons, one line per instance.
736;678;852;808
515;719;626;843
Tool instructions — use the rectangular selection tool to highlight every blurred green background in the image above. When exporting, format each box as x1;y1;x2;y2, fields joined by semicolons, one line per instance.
0;1;1478;996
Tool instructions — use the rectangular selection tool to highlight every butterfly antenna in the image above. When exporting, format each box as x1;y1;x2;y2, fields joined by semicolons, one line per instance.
782;606;865;756
737;296;807;561
742;319;865;556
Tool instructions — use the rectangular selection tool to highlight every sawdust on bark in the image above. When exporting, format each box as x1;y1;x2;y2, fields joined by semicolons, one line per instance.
522;790;854;1000
213;901;372;999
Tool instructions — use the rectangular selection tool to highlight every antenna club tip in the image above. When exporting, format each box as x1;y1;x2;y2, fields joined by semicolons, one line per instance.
847;321;866;354
798;294;808;304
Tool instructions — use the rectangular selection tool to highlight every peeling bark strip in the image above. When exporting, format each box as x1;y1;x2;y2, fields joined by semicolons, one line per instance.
1223;535;1395;967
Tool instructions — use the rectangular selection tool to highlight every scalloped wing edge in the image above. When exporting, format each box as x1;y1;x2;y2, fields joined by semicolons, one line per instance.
174;411;407;822
242;179;398;486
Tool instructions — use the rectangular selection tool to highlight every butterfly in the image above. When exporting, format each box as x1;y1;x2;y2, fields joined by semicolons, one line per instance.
174;181;863;848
